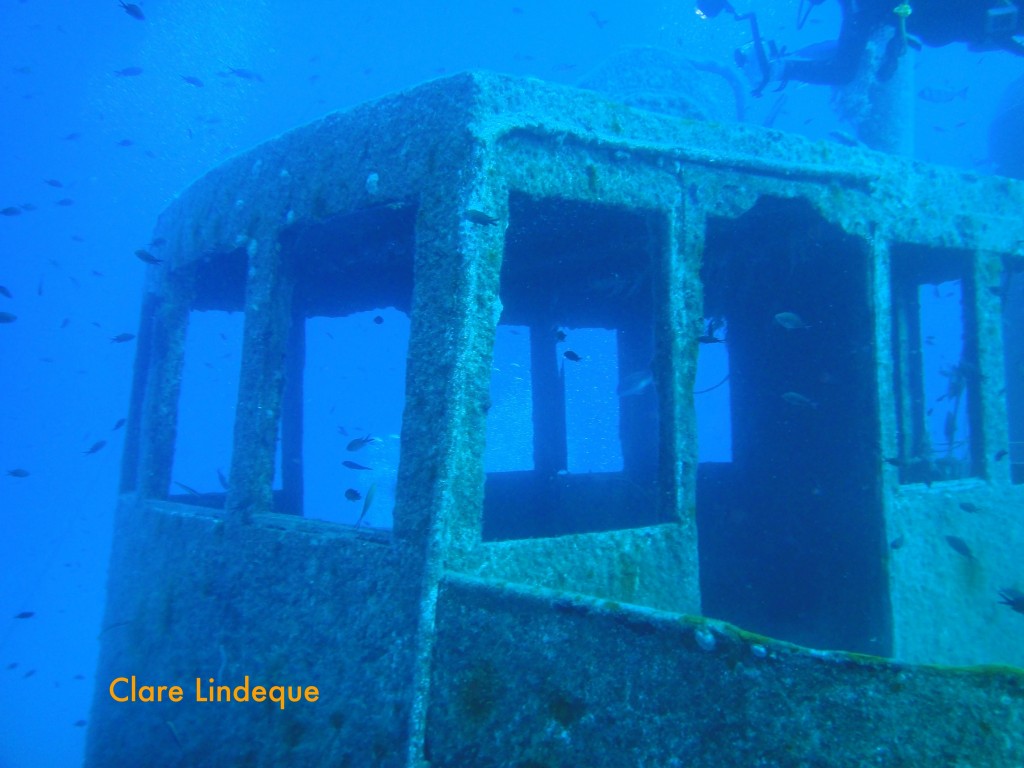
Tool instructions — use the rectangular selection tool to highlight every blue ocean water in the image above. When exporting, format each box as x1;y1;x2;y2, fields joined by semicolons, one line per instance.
1;1;1022;766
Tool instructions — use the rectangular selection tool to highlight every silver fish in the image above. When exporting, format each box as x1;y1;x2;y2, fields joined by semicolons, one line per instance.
774;312;810;330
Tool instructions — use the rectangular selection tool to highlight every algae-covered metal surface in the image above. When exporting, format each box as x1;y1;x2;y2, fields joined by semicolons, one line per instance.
86;71;1024;766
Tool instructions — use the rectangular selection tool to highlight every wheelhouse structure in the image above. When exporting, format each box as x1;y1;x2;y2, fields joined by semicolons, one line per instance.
87;72;1024;767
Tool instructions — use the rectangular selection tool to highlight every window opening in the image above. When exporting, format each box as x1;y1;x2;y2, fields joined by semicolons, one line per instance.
697;196;886;656
283;202;415;525
302;309;408;528
483;194;662;541
891;246;980;484
484;325;534;473
1000;254;1024;483
170;309;244;507
564;327;623;473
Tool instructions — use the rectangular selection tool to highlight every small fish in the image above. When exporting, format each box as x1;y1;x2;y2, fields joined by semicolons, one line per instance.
6;469;30;478
346;435;376;452
0;286;9;298
998;588;1024;615
618;370;653;397
134;249;163;265
173;480;201;496
342;460;372;471
6;662;17;670
112;418;126;430
889;535;905;550
782;391;817;409
944;535;974;559
958;502;980;514
372;315;383;325
344;488;362;501
355;482;376;527
43;179;63;188
150;237;166;248
337;425;349;436
697;335;725;344
73;720;87;728
114;66;143;77
555;329;566;342
564;350;582;362
463;209;500;225
995;449;1008;462
110;333;135;343
589;9;609;27
227;67;264;82
56;198;74;206
883;457;903;467
774;312;810;330
119;1;145;21
1;207;22;216
181;75;204;87
216;468;229;490
63;132;82;141
83;440;107;455
0;312;16;323
116;139;134;147
917;86;967;103
14;611;34;619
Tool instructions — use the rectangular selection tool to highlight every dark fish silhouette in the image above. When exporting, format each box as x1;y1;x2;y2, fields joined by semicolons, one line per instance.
114;66;143;77
6;469;30;478
564;350;582;362
112;418;126;431
119;1;145;21
464;209;500;225
226;67;264;82
216;468;229;490
1;207;22;216
0;286;11;298
83;440;107;455
110;333;135;343
944;535;974;560
43;178;63;188
181;75;204;87
372;315;383;325
134;249;162;265
344;488;362;501
342;460;372;471
346;435;375;452
0;312;16;323
173;480;201;496
998;588;1024;615
14;612;34;619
